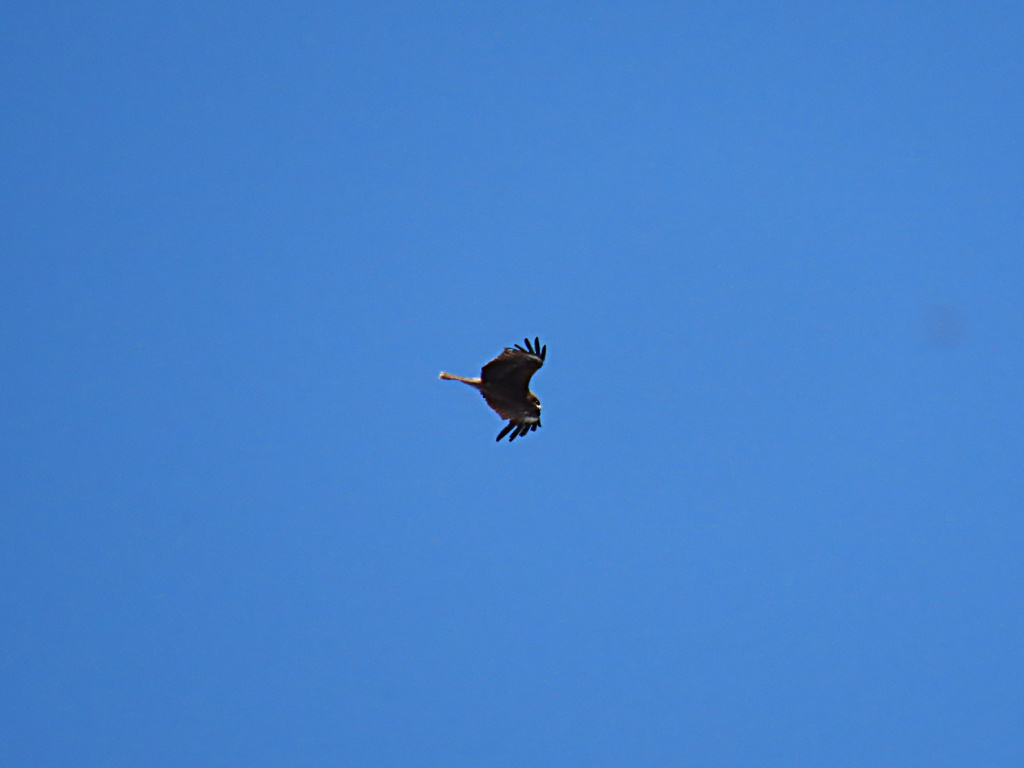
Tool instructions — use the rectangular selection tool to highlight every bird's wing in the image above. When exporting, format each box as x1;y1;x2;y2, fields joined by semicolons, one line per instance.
481;389;539;422
480;336;545;390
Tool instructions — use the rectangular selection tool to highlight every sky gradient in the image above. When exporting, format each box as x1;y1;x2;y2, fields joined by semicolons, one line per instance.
3;2;1023;766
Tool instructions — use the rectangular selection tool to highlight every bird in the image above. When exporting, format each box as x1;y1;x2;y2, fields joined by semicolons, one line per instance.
439;337;547;442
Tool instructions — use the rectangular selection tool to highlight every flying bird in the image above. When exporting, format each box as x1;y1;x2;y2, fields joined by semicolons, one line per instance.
439;337;547;442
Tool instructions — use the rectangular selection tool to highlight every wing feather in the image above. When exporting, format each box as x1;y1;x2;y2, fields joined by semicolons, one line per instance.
496;422;516;442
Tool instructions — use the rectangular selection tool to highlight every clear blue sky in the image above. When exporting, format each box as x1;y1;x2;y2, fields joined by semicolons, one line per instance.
3;2;1023;766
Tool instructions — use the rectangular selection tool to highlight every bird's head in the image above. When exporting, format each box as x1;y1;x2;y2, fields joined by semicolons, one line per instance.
528;392;541;409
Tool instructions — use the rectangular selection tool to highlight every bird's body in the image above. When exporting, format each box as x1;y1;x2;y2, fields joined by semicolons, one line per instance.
439;337;546;442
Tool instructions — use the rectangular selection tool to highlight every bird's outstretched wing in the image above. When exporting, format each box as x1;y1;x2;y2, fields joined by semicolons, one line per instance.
481;336;545;391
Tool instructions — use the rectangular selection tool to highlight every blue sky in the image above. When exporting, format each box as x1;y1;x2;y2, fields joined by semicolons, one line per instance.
3;2;1023;766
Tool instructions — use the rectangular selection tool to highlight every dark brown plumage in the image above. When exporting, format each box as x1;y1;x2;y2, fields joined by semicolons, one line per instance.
439;337;546;442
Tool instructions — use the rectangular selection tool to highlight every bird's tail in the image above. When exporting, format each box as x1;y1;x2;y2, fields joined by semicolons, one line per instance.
439;372;482;387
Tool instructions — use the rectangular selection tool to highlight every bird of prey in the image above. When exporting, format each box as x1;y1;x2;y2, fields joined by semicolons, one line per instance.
439;337;547;442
